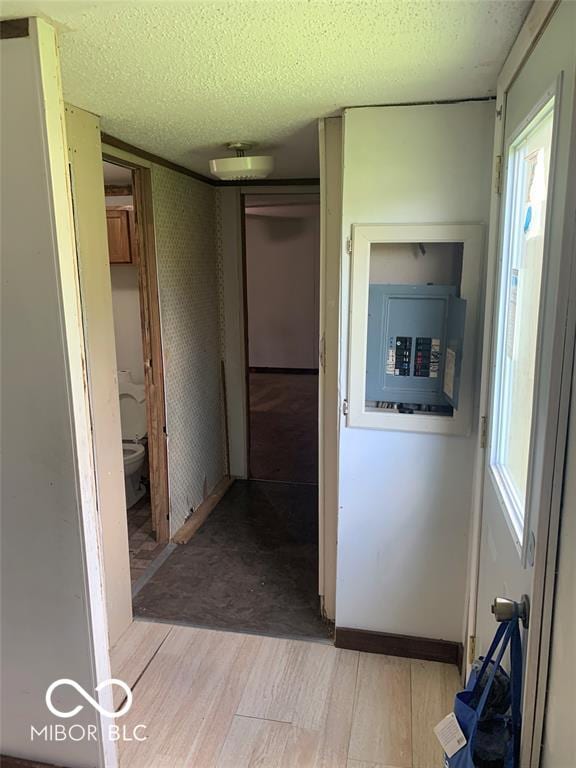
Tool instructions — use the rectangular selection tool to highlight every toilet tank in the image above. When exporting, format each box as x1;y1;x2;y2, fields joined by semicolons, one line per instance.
118;371;147;441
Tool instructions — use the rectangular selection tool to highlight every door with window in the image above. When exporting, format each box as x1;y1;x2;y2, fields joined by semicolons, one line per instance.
475;0;576;732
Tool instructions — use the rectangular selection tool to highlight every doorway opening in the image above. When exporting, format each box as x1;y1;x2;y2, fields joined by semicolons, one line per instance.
102;159;169;587
243;193;320;484
131;190;328;640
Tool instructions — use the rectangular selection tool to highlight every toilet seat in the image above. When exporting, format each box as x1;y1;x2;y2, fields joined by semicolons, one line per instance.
122;442;145;472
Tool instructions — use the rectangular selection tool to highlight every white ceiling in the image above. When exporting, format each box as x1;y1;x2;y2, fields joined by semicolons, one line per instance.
3;1;530;178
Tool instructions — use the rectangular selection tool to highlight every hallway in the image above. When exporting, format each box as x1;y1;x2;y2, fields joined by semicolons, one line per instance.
249;371;318;484
133;480;327;639
113;620;460;768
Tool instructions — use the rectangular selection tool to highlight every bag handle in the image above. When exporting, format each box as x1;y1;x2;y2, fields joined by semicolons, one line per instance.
476;619;517;720
509;618;523;764
470;620;507;699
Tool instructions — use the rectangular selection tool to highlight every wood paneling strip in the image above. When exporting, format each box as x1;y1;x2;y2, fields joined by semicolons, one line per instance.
102;132;214;185
133;167;170;541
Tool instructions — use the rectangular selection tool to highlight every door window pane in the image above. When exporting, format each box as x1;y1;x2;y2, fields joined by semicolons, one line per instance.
490;99;555;539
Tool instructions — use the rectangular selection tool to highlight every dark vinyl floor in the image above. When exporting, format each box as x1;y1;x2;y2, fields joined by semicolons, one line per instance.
249;372;318;484
133;480;329;640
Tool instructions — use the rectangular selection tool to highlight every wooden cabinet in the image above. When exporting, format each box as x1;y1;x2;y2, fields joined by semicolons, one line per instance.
106;207;138;264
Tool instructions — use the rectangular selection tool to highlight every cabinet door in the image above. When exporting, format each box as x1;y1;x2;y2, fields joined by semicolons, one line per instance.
106;208;132;263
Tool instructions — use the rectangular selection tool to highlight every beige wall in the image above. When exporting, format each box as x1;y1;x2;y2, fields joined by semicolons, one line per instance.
245;203;320;369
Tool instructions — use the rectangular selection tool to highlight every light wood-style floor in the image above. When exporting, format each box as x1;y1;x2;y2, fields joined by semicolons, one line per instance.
111;621;461;768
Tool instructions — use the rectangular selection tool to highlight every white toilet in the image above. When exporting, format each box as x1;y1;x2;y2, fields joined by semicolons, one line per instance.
118;370;147;509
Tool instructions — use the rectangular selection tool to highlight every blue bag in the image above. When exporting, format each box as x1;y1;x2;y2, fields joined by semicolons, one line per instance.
445;617;522;768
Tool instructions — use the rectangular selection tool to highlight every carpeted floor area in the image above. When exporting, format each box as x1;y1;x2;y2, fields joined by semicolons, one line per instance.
133;480;329;640
249;372;318;483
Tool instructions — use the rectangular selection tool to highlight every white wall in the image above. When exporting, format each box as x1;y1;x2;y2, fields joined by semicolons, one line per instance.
1;20;113;766
110;264;145;384
245;202;320;369
337;102;494;642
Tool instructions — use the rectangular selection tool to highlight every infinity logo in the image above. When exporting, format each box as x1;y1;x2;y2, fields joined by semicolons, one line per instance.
45;678;133;719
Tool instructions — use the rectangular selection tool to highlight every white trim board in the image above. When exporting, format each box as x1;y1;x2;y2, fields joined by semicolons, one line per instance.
318;117;342;621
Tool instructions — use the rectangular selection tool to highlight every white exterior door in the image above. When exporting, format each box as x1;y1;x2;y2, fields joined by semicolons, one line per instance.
474;2;576;759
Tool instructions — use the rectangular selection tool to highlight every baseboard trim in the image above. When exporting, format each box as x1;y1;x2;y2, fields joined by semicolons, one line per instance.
335;627;462;668
1;757;63;768
171;476;233;544
249;366;319;375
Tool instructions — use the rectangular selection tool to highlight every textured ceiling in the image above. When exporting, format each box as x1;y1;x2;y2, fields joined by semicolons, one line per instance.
3;1;530;178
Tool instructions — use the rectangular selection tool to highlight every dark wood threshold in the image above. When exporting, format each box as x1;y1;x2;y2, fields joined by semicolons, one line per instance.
101;132;319;189
1;757;65;768
335;627;463;669
1;19;29;38
249;366;319;375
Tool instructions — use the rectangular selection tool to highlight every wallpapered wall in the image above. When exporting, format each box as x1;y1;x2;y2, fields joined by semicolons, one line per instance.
151;165;225;535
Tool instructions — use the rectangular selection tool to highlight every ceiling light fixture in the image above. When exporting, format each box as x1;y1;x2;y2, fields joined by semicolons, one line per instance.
209;142;274;181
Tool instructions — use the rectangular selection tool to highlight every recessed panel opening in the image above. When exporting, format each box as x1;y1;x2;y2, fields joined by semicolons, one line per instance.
365;242;465;417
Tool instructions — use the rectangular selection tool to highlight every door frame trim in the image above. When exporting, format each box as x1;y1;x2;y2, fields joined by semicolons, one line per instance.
239;192;252;478
102;149;170;543
464;2;575;766
318;117;342;621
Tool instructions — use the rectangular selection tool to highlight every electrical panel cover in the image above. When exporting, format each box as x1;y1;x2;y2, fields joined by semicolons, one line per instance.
366;284;466;409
